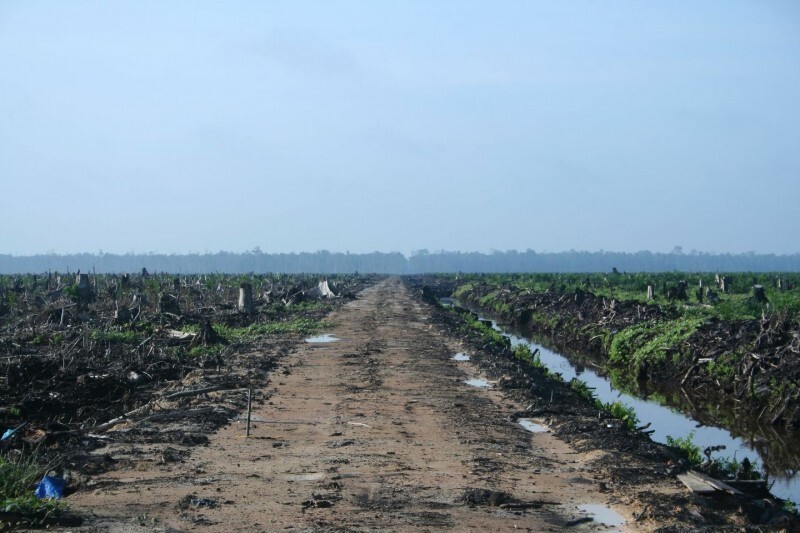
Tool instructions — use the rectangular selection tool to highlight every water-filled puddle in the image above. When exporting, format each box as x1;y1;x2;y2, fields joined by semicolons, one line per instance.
576;503;626;527
464;378;492;388
518;418;548;433
306;334;339;343
452;353;470;361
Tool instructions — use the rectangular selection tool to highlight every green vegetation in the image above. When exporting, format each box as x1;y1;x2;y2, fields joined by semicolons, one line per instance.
512;343;548;374
0;452;65;527
604;401;640;431
187;344;227;358
89;328;141;344
570;378;595;402
608;317;704;367
211;318;326;343
666;431;703;466
570;379;640;431
453;271;800;433
666;431;763;481
456;271;800;322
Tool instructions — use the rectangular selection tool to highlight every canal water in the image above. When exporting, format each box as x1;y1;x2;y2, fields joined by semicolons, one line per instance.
465;309;798;503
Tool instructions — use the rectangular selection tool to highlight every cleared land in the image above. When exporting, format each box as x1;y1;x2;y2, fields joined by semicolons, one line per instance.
66;277;691;531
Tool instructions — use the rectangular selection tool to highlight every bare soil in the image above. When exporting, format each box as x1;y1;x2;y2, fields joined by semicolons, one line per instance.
66;278;747;531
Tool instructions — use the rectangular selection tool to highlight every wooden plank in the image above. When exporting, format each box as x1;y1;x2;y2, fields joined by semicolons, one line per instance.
682;470;743;495
677;473;716;494
688;470;743;495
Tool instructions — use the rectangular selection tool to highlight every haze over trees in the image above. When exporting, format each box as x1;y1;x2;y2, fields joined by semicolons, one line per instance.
1;250;798;275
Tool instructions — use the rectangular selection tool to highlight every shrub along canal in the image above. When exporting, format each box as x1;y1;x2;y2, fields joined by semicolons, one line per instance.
458;303;799;504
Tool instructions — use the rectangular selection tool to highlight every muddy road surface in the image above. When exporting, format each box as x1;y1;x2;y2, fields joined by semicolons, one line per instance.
70;278;694;531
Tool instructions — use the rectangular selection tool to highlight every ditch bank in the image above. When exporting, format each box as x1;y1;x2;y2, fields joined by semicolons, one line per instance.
409;277;798;528
450;280;800;474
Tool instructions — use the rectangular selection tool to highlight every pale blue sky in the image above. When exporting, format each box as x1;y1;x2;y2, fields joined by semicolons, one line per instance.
1;1;798;255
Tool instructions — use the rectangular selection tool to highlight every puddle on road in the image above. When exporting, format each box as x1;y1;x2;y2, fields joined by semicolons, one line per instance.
451;353;470;361
518;418;548;433
305;334;339;343
576;503;626;527
282;472;325;481
464;378;492;388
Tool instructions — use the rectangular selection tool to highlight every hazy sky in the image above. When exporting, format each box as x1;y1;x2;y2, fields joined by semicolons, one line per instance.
1;1;799;256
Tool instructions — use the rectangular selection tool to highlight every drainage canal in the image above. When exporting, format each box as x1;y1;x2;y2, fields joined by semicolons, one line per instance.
455;305;799;503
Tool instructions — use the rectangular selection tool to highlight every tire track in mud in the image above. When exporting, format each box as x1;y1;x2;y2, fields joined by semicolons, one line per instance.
69;278;661;531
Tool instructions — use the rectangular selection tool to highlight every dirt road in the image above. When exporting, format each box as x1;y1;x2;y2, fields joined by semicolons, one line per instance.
71;278;674;531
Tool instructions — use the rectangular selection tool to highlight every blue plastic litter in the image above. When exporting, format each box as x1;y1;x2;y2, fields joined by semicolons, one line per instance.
34;475;65;499
1;423;27;441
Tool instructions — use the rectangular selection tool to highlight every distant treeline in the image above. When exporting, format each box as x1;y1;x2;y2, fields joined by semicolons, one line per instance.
1;250;799;274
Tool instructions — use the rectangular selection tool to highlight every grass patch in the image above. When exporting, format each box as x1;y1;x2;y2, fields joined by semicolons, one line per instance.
602;401;640;431
212;318;326;343
609;317;703;367
666;431;703;465
0;452;66;527
570;378;596;402
89;329;140;344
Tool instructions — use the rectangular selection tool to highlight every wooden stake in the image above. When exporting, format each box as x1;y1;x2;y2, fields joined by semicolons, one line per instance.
246;388;253;437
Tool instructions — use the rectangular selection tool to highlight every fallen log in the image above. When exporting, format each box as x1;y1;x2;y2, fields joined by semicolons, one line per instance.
499;500;558;510
162;384;229;400
132;407;217;425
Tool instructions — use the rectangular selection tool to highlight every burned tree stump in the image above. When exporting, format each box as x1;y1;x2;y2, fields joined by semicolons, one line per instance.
199;319;222;345
706;287;720;303
192;319;225;347
114;304;132;324
753;285;768;303
239;283;254;314
76;273;94;303
158;292;181;315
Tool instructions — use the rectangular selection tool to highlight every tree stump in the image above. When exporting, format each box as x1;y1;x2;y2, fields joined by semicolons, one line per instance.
76;273;93;303
158;292;181;314
677;280;688;300
721;276;731;293
239;283;254;314
705;287;720;303
114;304;132;324
197;319;224;345
753;285;767;303
646;285;654;300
